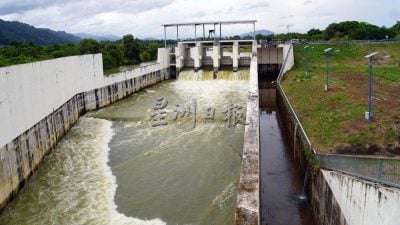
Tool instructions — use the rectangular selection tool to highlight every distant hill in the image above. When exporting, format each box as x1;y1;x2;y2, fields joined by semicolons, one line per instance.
74;33;120;42
241;29;274;37
0;19;81;46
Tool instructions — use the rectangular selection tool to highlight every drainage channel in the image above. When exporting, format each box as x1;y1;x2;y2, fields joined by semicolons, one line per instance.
259;79;316;225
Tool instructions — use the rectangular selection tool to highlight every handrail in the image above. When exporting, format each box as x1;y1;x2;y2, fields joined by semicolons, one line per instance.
276;83;314;153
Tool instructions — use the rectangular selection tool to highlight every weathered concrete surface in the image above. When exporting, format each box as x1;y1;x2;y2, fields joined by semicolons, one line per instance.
278;44;294;75
257;47;283;64
311;170;349;225
235;56;259;225
0;54;168;148
0;54;170;212
321;170;400;225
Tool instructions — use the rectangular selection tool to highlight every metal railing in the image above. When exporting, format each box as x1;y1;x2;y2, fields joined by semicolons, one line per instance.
317;154;400;189
303;38;400;45
276;43;400;189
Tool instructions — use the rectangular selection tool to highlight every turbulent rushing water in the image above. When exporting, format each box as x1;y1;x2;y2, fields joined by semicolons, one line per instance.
0;74;249;225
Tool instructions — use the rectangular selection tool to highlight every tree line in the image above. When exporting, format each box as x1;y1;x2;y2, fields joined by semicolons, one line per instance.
0;34;161;69
255;21;400;41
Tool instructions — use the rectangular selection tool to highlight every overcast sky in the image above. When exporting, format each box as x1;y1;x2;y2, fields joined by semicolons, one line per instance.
0;0;399;39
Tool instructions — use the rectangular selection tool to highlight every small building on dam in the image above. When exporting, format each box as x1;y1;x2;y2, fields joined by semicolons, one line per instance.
0;20;399;225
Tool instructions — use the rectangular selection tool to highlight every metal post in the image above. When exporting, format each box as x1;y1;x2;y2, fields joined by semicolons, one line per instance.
368;58;373;122
203;24;205;40
306;48;308;77
195;25;197;42
325;51;330;92
377;159;383;182
294;123;298;160
253;22;256;40
214;24;216;42
304;46;309;77
354;157;359;174
176;25;179;42
164;26;167;48
219;23;222;40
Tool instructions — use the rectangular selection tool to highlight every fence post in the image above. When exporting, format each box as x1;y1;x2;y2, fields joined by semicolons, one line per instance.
354;157;359;174
378;159;383;182
294;123;298;160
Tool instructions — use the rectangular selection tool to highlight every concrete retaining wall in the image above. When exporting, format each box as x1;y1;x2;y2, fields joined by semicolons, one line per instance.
322;170;400;225
0;54;169;211
0;54;167;148
279;44;294;75
234;56;260;225
311;170;349;225
276;86;309;172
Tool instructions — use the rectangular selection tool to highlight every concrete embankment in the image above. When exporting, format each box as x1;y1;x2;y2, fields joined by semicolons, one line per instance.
234;56;260;224
0;53;170;211
317;170;400;225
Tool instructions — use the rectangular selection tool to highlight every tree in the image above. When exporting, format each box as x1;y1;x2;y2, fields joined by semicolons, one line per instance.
103;44;123;69
122;34;139;63
390;21;400;36
78;39;101;54
392;21;400;31
307;28;322;36
146;42;160;60
139;51;151;62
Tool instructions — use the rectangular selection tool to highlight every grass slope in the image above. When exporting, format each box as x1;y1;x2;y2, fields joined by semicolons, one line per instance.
281;43;400;153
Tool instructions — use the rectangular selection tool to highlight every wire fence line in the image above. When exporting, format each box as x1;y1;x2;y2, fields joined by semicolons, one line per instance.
276;44;400;189
316;154;400;189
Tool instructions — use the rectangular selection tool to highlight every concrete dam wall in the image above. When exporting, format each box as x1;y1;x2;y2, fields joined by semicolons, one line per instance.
0;54;170;211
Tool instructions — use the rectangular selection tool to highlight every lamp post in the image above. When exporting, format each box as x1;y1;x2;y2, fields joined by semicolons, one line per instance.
324;48;332;92
364;52;379;122
304;46;309;77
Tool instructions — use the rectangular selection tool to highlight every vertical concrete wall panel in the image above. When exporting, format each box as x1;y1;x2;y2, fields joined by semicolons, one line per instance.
322;170;400;225
0;53;170;212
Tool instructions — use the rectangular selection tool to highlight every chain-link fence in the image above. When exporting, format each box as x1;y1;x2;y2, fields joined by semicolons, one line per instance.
317;154;400;188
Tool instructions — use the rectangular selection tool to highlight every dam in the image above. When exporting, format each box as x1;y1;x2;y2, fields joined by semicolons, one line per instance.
1;20;400;225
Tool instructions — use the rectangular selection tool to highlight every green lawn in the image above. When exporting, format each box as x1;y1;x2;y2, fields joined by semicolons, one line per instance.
281;42;400;153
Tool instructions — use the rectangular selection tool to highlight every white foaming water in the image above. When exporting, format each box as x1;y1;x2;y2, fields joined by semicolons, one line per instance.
178;69;249;81
95;117;166;225
211;182;236;209
0;117;166;225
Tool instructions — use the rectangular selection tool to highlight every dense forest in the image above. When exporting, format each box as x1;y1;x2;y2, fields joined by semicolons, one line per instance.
1;20;400;70
0;19;80;45
255;21;400;41
0;34;162;69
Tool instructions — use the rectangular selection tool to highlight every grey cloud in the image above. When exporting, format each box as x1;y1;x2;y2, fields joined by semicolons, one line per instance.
389;8;400;20
0;0;72;15
246;2;270;9
0;0;174;15
117;0;174;13
280;14;294;19
191;11;206;18
304;1;312;5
